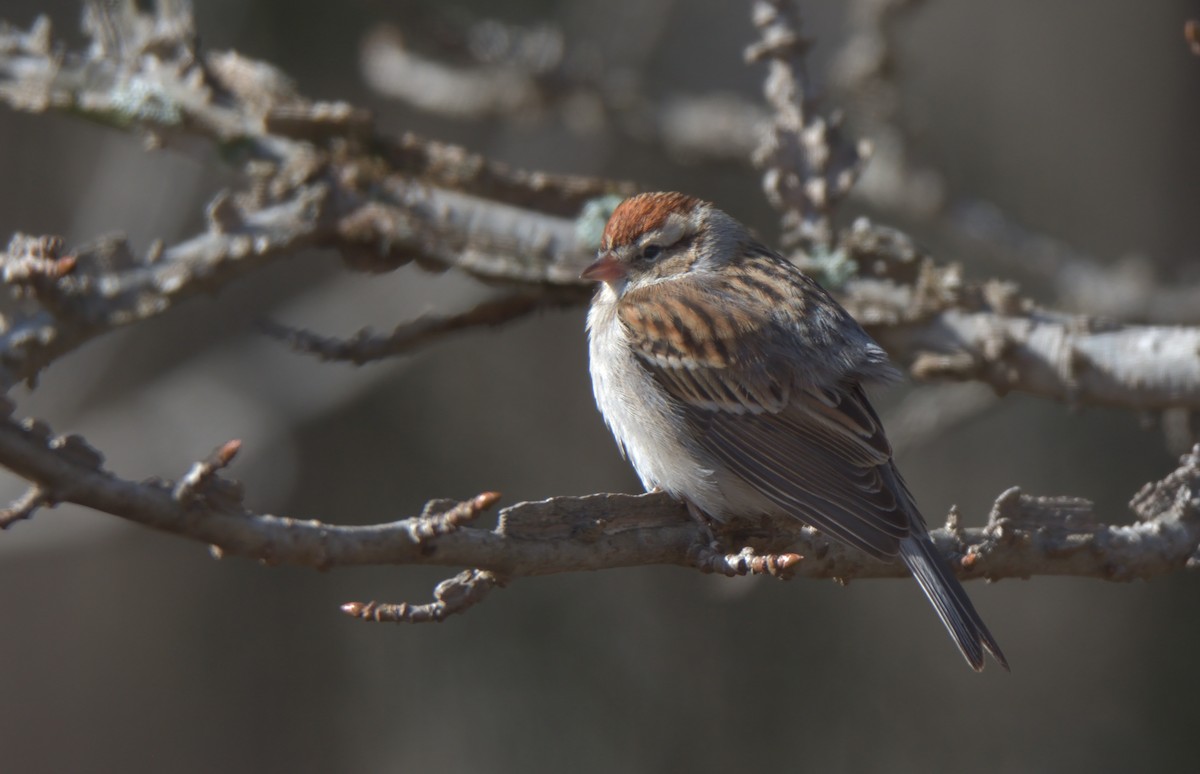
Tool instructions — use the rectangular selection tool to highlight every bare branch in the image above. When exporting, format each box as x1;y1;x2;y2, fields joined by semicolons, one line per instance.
0;485;49;529
0;175;594;386
357;4;921;174
831;0;943;220
747;0;870;252
841;221;1200;412
653;93;766;162
885;311;1200;411
831;2;1200;324
0;8;615;386
410;493;501;538
0;3;627;213
173;440;244;507
261;292;576;365
939;201;1200;325
0;401;1197;593
356;6;754;164
360;26;546;120
0;185;329;388
342;569;502;624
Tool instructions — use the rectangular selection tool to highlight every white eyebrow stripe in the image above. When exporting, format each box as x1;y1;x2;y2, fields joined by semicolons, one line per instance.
641;212;689;248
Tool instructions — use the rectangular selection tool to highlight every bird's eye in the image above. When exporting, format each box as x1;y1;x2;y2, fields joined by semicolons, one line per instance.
640;244;662;261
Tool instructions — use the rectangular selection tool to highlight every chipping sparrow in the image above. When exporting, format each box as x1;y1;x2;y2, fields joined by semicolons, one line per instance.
583;191;1007;671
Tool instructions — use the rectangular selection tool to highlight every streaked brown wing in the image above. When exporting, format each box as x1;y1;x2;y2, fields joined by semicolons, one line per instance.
618;274;912;558
617;273;792;415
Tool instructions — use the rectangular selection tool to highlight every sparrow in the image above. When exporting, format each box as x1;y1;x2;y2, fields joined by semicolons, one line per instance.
582;191;1007;671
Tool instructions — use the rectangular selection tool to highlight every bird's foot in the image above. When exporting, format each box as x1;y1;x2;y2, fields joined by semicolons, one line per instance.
688;543;803;579
683;498;721;551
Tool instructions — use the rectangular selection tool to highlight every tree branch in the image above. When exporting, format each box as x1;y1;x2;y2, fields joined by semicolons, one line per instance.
830;0;1200;325
747;0;870;252
840;221;1200;412
0;397;1196;619
0;6;610;386
260;292;577;365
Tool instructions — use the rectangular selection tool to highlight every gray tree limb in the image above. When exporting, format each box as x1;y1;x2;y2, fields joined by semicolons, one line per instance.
0;397;1197;620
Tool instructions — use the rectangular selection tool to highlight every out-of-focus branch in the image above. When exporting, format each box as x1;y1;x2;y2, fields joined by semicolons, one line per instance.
0;5;621;387
831;0;1200;324
0;399;1197;619
939;201;1200;325
746;0;870;252
0;5;623;211
356;4;761;163
360;24;552;120
0;187;326;388
355;0;1200;327
260;292;579;365
830;0;947;221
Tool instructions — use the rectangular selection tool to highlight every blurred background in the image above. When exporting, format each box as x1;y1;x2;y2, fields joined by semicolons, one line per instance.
2;1;1200;772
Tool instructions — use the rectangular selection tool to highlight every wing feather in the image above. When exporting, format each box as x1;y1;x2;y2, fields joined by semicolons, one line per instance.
698;389;910;557
617;263;914;558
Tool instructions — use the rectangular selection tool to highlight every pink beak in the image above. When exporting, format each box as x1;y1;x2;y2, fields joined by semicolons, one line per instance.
581;252;626;283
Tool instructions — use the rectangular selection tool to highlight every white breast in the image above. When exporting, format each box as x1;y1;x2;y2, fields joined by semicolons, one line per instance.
586;290;726;517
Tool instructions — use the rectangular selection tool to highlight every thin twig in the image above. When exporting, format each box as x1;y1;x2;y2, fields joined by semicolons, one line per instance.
0;486;48;529
173;440;244;507
260;292;578;365
342;569;501;623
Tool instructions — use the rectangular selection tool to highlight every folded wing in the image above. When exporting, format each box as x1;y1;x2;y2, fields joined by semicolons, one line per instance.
618;267;914;558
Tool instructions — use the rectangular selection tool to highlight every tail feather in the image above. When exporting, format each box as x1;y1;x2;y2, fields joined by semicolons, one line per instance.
900;535;1009;672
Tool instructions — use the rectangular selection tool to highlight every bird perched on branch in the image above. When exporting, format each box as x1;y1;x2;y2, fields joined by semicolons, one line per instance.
583;191;1007;671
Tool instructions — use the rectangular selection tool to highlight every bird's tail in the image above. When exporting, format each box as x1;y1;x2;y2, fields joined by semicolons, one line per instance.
899;534;1009;671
